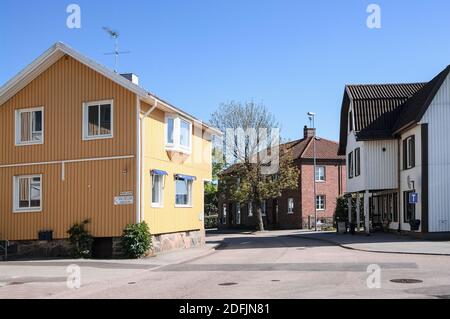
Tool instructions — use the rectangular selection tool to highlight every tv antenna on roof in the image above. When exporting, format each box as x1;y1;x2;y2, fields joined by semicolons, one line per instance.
102;27;130;73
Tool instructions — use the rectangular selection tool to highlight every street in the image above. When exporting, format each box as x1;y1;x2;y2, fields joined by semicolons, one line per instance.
1;230;450;299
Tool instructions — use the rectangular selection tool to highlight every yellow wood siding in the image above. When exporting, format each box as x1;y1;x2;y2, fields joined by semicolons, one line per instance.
0;158;135;240
141;105;212;235
0;55;136;164
0;53;214;242
0;55;136;240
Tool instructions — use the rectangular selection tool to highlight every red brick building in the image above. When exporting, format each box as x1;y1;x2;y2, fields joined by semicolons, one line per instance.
218;126;346;229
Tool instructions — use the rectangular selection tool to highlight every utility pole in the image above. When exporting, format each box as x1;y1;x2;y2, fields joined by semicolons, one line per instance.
307;112;317;231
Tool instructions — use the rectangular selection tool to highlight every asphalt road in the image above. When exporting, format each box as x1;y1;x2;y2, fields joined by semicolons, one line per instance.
2;230;450;299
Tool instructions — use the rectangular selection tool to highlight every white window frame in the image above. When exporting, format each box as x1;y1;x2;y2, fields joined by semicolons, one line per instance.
248;202;253;217
175;178;193;207
15;107;44;146
165;114;193;154
13;174;42;213
287;198;294;214
151;174;165;208
315;166;326;182
316;195;326;211
222;204;227;224
405;136;415;169
236;203;241;225
82;100;114;141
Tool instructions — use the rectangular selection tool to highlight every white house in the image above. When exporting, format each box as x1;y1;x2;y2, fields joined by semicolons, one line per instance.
338;65;450;237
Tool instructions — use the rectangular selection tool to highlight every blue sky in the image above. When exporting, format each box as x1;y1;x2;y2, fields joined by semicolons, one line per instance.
1;0;450;141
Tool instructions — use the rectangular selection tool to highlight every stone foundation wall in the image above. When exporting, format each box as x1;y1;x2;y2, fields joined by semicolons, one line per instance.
151;229;205;254
6;239;72;259
3;229;205;260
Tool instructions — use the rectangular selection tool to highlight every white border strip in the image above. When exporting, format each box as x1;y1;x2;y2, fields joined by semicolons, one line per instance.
0;155;134;168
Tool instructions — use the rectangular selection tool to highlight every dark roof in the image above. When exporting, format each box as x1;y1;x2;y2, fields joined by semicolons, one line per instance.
220;134;344;176
337;64;450;155
392;66;450;133
291;137;345;160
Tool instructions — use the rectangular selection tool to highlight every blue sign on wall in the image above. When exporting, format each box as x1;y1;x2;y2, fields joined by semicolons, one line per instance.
409;192;419;204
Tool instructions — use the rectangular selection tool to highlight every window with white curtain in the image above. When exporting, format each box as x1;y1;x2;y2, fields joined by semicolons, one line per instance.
15;107;44;145
165;115;192;153
14;175;42;212
152;174;164;207
287;198;294;214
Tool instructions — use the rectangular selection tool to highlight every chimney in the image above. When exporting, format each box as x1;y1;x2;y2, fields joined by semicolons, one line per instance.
304;125;316;139
120;73;139;85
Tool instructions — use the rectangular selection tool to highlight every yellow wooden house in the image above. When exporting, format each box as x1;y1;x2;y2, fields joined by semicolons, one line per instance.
0;42;220;257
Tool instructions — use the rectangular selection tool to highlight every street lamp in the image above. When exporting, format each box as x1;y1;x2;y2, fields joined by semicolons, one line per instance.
307;112;317;231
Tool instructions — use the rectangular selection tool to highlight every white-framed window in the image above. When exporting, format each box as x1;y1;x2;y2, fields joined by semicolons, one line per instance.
315;166;325;182
261;200;267;216
348;151;354;179
151;174;165;207
175;176;194;206
15;107;44;145
13;175;42;212
403;135;415;169
165;114;192;153
287;198;294;214
236;203;241;225
316;195;326;211
248;202;253;217
222;204;227;224
83;100;113;140
355;148;361;177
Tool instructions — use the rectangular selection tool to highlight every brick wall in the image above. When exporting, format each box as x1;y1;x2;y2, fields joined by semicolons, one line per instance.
300;161;346;227
218;160;346;230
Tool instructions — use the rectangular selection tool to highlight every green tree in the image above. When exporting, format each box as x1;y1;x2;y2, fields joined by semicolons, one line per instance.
211;101;299;231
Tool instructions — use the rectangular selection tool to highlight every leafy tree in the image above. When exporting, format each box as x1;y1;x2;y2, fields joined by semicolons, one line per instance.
210;101;299;231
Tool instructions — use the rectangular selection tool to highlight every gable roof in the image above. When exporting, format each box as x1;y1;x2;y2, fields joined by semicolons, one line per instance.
301;137;344;160
338;83;425;155
220;133;344;176
392;66;450;133
0;42;222;136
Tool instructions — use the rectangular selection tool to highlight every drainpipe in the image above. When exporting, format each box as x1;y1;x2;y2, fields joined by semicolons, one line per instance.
136;97;158;224
136;96;142;223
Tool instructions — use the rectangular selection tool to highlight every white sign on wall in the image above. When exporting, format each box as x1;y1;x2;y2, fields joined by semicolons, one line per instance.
114;195;134;206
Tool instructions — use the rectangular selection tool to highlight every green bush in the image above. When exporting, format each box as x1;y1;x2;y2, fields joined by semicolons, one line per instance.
204;214;219;229
121;222;152;258
67;219;93;258
334;196;348;223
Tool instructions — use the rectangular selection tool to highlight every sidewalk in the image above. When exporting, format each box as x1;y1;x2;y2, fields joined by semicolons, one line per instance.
296;232;450;256
0;242;220;298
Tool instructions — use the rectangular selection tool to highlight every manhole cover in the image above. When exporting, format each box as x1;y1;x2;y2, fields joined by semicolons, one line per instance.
271;280;280;282
128;282;136;285
435;295;450;299
390;279;423;284
218;282;238;286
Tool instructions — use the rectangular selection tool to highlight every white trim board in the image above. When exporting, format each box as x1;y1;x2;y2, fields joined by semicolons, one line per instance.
0;155;135;168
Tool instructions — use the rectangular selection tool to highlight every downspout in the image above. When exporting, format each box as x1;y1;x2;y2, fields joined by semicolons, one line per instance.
136;96;142;223
137;97;158;223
